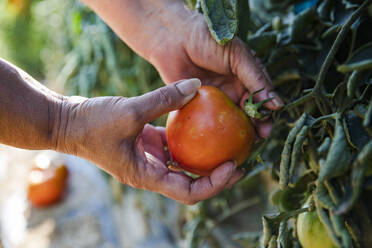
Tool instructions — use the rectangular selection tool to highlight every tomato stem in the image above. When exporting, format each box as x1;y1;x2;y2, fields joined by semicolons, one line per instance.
244;88;273;119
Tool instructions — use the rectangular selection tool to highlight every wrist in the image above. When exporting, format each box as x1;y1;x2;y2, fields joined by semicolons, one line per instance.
50;95;87;155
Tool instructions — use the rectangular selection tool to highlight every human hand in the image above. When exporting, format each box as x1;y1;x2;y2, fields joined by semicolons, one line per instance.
144;4;284;138
56;79;244;204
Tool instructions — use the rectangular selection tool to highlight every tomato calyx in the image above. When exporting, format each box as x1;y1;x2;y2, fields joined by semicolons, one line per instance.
166;160;184;172
244;88;273;120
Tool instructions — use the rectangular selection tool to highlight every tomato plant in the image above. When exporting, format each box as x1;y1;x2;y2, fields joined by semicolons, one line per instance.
10;0;371;246
166;86;255;176
27;154;69;207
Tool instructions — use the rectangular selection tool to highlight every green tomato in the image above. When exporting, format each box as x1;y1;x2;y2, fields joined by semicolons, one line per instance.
297;210;337;248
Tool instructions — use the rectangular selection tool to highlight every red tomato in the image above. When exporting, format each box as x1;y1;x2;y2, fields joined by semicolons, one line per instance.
166;86;255;176
27;162;68;208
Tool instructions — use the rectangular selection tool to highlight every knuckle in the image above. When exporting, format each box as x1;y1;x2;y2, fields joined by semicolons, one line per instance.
157;87;175;107
125;102;142;126
255;71;267;83
229;40;245;75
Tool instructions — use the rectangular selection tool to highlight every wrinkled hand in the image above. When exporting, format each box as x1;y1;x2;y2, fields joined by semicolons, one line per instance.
145;4;284;138
57;79;243;204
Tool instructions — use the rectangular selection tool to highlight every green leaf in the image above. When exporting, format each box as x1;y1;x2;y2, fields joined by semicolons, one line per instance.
277;220;291;248
329;213;352;248
247;31;277;56
290;8;317;43
201;0;238;45
337;59;372;73
319;114;352;182
343;111;369;150
278;172;316;211
279;113;308;189
263;208;307;247
318;137;332;154
334;141;372;214
315;180;336;210
184;0;198;9
338;42;372;72
317;0;334;23
71;11;82;35
237;0;250;41
364;97;372;128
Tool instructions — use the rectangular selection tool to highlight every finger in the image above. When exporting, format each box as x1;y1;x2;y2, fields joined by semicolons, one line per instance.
142;156;197;203
225;167;245;189
163;162;234;204
254;118;274;139
184;161;235;203
230;39;283;110
145;161;235;205
154;126;167;145
135;78;201;124
141;124;168;163
239;90;251;109
254;54;273;85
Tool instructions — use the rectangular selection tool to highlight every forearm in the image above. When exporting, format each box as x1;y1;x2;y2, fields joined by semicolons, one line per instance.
81;0;191;60
0;59;64;150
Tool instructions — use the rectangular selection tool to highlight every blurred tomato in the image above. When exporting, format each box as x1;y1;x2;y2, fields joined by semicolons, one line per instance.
27;153;68;207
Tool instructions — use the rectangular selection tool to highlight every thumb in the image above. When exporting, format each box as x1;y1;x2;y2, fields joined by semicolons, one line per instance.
135;78;201;124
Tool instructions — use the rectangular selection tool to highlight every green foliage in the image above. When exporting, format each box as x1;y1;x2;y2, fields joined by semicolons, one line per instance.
0;0;48;77
56;1;163;98
200;0;238;45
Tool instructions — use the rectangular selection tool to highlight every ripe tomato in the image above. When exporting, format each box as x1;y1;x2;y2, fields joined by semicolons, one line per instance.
166;86;255;176
297;209;337;248
27;154;69;207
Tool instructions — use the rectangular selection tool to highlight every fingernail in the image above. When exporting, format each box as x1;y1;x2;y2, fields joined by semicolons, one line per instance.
228;161;237;180
268;91;284;108
176;78;201;96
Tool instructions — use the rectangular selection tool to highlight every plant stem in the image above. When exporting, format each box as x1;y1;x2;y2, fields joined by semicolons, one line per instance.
282;91;314;111
204;197;261;236
310;113;337;127
215;197;261;224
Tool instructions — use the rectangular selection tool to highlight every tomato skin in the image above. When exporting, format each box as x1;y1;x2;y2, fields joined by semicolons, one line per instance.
27;164;68;207
166;86;255;176
297;210;337;248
